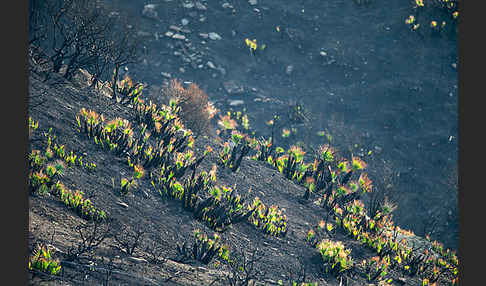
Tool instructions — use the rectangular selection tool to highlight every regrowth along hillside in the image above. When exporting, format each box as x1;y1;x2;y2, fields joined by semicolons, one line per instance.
28;48;458;285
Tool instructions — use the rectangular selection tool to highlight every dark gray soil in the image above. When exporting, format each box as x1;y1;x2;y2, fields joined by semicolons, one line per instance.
105;0;458;249
27;0;459;285
28;69;439;286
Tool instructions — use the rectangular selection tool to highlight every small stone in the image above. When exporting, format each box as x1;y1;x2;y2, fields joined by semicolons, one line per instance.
127;256;148;264
222;3;234;9
172;34;186;40
285;65;294;75
169;25;182;32
179;67;185;73
206;61;216;69
117;201;129;208
374;146;382;152
181;18;189;26
451;63;457;69
319;50;327;56
249;0;258;5
229;100;245;106
223;80;245;95
142;4;158;20
208;32;222;40
182;2;195;9
195;2;207;10
161;72;172;78
173;51;182;56
199;33;209;39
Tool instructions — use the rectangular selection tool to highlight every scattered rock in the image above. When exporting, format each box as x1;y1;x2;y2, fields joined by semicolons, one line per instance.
451;62;457;69
172;34;186;40
195;2;207;10
182;2;195;9
161;72;172;78
222;3;234;9
181;18;189;26
249;0;258;5
229;99;245;106
319;50;327;56
206;61;216;69
208;32;222;40
199;33;209;39
223;80;245;95
117;201;129;208
179;67;185;73
142;4;158;20
169;25;183;32
285;65;294;75
127;256;148;264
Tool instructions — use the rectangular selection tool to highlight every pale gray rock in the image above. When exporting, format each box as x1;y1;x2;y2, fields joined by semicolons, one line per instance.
208;32;222;40
223;80;245;95
142;4;158;20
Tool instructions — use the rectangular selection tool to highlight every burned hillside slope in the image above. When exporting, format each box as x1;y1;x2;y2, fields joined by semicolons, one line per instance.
28;66;458;285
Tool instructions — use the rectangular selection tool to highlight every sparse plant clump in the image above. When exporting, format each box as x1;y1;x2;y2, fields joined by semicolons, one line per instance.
177;229;230;265
247;197;288;237
28;152;65;195
275;145;309;182
29;116;39;138
316;239;353;276
42;129;97;171
152;160;255;231
50;181;107;221
360;256;393;283
76;108;135;155
218;130;254;172
194;185;256;231
250;136;275;164
115;75;144;105
118;163;145;195
28;243;62;276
